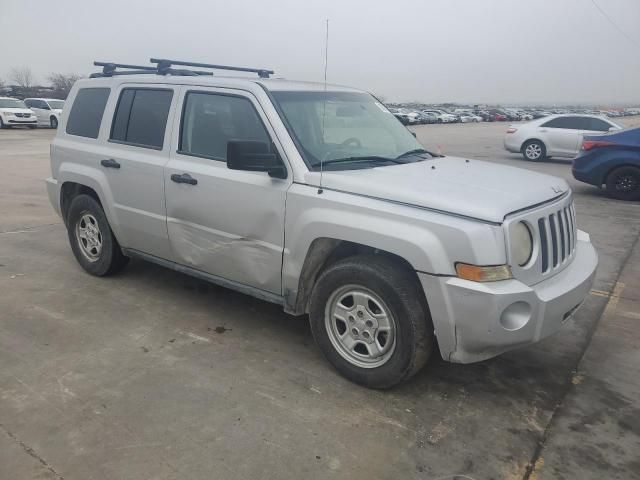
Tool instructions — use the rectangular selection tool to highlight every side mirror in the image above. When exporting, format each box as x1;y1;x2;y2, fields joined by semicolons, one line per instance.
227;140;287;179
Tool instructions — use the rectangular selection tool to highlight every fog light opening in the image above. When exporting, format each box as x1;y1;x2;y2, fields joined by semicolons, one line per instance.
500;301;532;331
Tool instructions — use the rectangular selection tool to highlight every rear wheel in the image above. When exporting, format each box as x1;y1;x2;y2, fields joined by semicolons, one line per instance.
50;116;58;129
309;255;433;389
605;166;640;201
66;194;128;276
522;139;546;161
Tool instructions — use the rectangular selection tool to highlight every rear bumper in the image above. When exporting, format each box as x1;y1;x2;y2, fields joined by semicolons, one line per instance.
503;136;521;153
420;231;598;363
46;177;61;217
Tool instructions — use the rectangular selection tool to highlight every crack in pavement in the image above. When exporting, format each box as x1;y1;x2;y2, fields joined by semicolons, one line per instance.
521;229;640;480
0;222;62;235
0;422;64;479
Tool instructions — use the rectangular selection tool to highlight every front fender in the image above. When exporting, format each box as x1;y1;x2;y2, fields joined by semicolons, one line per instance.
282;184;506;311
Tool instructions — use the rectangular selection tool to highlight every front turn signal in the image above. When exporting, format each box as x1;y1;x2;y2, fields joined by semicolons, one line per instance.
455;263;512;282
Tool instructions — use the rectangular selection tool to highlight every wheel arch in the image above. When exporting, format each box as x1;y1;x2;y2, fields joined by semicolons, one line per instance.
520;137;546;152
284;237;425;316
603;161;640;186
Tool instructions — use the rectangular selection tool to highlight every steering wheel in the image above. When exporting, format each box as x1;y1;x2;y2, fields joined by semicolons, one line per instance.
341;137;362;148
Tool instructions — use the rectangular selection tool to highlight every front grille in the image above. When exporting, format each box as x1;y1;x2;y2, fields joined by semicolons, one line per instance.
15;113;30;118
537;203;577;274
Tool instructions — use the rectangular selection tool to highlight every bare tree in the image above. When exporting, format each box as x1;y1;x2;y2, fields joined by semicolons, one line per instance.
10;66;35;88
48;73;83;98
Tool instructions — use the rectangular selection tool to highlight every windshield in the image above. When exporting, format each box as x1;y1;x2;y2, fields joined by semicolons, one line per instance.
271;91;426;170
0;99;27;109
47;100;65;109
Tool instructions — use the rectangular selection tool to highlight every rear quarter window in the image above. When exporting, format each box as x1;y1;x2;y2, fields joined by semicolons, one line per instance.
66;88;111;139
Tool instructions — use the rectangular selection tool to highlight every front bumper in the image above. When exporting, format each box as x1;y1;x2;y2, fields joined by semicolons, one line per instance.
419;232;598;363
5;116;37;124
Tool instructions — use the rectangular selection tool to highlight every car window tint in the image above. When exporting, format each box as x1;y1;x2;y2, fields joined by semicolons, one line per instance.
66;88;111;138
587;118;612;132
110;89;173;149
179;92;270;161
542;117;581;129
24;100;33;107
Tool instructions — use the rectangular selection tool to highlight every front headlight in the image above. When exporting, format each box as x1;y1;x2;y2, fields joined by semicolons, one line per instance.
512;221;533;266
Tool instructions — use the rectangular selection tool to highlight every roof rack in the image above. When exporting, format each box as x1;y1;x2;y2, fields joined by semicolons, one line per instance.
150;58;274;78
90;61;214;78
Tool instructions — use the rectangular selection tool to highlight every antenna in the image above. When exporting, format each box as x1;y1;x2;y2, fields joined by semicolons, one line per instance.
318;18;329;195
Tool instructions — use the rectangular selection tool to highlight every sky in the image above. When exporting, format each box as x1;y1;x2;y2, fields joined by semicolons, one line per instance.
1;0;639;105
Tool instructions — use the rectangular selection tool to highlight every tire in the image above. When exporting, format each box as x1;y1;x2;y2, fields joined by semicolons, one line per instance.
309;254;433;389
605;166;640;201
522;139;546;161
66;194;128;276
0;117;4;129
50;116;58;129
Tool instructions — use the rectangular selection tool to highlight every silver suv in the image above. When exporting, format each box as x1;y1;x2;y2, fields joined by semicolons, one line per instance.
46;59;598;388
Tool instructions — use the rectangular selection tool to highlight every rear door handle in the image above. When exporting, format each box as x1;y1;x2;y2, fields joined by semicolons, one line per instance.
170;173;198;185
100;159;121;169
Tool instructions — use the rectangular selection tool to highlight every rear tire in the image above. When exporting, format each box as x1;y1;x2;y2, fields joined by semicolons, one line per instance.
66;194;128;276
605;166;640;201
309;255;433;389
522;139;546;161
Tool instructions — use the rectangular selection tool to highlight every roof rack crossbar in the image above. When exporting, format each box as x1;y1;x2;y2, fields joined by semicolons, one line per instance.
92;61;214;78
150;58;274;78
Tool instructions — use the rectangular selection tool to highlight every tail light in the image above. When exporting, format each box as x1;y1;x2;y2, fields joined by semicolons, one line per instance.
506;127;517;134
582;140;615;151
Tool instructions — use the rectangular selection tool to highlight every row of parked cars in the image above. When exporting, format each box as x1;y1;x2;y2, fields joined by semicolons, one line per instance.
0;96;65;129
389;106;639;125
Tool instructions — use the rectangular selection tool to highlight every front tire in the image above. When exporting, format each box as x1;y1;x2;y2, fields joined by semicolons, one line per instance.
309;255;433;389
66;194;128;276
0;117;4;129
605;166;640;201
50;116;58;129
522;139;546;161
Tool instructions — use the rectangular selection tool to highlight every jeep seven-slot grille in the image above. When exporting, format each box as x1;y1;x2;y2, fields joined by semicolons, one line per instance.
537;203;577;274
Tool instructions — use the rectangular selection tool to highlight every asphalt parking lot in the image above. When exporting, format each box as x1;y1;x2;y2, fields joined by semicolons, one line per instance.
1;121;639;480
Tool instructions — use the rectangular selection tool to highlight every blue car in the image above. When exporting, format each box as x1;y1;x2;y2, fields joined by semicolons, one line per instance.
573;127;640;201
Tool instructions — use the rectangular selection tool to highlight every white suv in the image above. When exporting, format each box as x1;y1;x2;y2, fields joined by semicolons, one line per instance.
24;98;65;128
46;60;598;388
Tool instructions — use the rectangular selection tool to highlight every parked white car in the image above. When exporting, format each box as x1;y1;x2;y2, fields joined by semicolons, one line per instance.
459;113;481;123
24;98;65;129
46;59;598;388
504;114;622;161
423;109;457;123
0;97;37;129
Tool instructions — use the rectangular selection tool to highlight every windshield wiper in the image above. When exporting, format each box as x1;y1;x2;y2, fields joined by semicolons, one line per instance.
317;156;404;167
395;148;433;159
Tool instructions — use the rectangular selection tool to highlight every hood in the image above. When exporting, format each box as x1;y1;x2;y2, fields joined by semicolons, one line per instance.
305;156;569;223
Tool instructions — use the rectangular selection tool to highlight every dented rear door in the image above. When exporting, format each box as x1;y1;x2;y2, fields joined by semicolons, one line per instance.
163;86;290;295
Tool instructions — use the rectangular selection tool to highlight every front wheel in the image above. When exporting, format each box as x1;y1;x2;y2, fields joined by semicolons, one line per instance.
50;116;58;129
522;139;546;161
66;194;128;276
605;166;640;201
309;255;433;389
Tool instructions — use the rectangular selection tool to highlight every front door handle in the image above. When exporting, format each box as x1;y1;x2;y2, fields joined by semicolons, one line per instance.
170;173;198;185
100;159;121;169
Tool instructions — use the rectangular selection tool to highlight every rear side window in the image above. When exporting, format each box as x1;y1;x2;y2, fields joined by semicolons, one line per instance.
541;117;582;129
110;88;173;149
66;88;110;138
585;118;613;132
178;92;269;161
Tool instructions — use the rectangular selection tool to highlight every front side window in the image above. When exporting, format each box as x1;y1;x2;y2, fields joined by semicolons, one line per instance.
47;100;65;110
586;118;614;132
179;92;270;161
66;88;110;138
271;91;425;170
110;88;173;149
